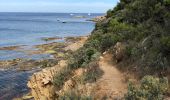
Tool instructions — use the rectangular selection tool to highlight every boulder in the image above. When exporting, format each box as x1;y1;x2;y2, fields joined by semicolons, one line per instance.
113;42;127;62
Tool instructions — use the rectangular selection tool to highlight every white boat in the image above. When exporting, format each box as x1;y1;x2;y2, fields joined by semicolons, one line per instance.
70;13;74;16
88;13;91;16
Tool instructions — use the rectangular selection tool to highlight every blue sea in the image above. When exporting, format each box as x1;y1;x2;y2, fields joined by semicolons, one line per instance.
0;12;104;99
0;12;103;60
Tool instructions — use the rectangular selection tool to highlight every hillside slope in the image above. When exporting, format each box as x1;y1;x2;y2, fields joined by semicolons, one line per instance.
28;0;170;99
55;0;170;99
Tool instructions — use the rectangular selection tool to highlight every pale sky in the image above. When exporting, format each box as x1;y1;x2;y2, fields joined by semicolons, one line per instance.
0;0;119;13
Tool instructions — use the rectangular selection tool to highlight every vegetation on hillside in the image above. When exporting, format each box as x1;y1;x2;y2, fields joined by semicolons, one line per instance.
95;0;170;77
54;0;170;99
125;76;168;100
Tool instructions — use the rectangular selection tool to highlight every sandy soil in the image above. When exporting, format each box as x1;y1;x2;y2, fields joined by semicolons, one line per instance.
94;53;127;99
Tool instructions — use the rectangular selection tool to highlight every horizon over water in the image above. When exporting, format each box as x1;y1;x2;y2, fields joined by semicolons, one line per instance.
0;12;104;47
0;12;104;100
0;12;104;60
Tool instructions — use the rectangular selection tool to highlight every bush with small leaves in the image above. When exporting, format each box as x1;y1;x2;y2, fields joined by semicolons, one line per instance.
80;61;103;83
125;76;169;100
59;91;92;100
53;66;72;89
164;0;170;5
106;9;113;18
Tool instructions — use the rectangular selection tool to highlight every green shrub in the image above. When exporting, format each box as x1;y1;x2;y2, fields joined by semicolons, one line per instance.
161;36;170;48
68;47;99;69
85;39;101;50
53;45;100;89
100;34;116;51
41;59;58;68
59;91;92;100
160;36;170;57
53;47;100;88
100;33;123;52
108;19;135;40
80;61;103;83
164;0;170;5
53;66;72;89
125;76;169;100
125;46;133;57
106;9;113;18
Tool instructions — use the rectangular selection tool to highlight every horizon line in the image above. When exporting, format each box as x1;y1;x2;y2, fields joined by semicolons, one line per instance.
0;11;106;14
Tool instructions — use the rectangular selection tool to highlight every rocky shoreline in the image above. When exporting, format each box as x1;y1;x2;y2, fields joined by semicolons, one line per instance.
25;36;88;100
0;36;87;70
0;36;87;100
0;36;88;100
0;15;103;100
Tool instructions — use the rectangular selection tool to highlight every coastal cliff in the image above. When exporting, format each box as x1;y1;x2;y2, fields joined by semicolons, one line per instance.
27;60;66;100
27;37;88;100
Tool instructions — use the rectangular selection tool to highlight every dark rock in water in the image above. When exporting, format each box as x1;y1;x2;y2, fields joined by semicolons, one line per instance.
41;36;62;42
62;22;67;23
0;45;22;50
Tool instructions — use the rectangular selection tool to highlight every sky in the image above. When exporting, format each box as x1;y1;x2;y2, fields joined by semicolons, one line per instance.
0;0;119;13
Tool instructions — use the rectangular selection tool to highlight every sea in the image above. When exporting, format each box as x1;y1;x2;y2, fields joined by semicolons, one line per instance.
0;12;104;99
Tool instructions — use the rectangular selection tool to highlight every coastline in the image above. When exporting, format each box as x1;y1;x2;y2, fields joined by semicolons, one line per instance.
0;14;104;100
0;36;88;70
25;36;88;100
0;36;88;100
1;0;169;99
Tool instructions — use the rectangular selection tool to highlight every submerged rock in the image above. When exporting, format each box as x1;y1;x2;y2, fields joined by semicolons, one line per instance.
41;36;62;42
0;58;22;69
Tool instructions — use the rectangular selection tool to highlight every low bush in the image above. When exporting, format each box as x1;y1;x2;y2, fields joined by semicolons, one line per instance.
53;47;101;89
68;47;99;69
41;59;58;68
53;66;72;89
161;36;170;54
164;0;170;5
100;33;123;52
80;61;103;84
106;9;114;18
125;76;169;100
59;90;92;100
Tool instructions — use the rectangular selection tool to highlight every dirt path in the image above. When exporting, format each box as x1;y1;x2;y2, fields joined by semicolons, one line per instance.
94;53;127;99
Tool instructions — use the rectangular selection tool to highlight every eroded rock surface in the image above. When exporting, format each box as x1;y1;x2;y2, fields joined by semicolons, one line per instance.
113;42;127;62
27;37;88;100
27;60;67;100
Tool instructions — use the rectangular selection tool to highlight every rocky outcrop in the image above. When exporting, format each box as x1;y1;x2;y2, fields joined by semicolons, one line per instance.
27;60;67;100
27;37;88;100
113;42;127;62
57;68;95;97
87;16;106;22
